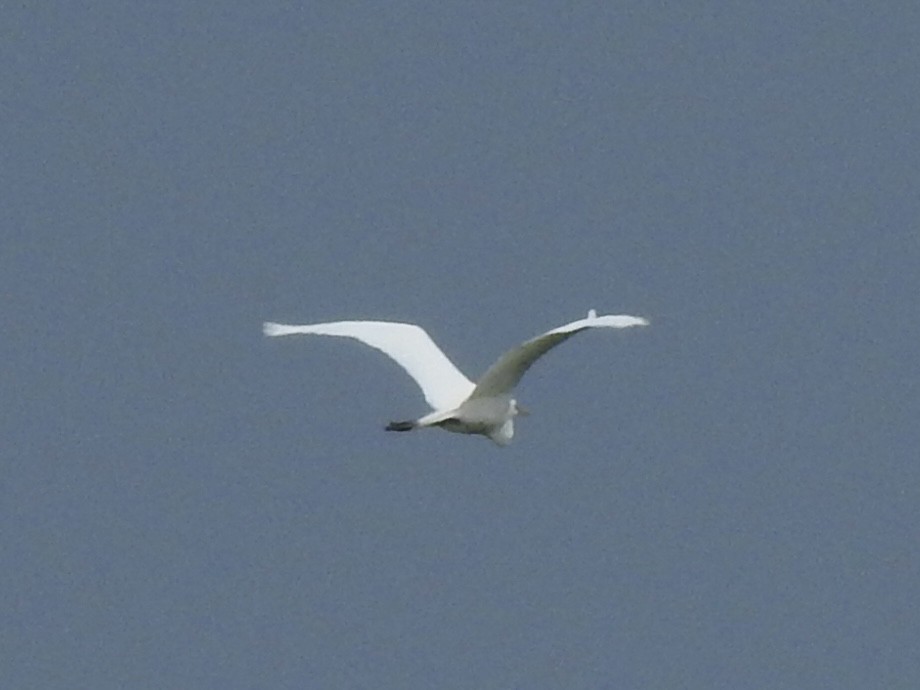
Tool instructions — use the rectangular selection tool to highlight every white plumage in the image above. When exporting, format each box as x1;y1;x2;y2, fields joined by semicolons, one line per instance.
263;309;648;446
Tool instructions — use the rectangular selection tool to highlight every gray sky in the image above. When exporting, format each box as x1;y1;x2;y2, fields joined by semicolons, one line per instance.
4;3;919;688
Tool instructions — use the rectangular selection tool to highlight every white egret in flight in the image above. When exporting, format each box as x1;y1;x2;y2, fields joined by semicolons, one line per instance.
263;310;648;446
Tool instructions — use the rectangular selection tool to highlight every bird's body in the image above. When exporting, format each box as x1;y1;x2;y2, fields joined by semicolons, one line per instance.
403;394;521;445
263;310;648;446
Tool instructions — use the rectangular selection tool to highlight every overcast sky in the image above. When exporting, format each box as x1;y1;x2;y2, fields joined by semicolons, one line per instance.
4;3;919;688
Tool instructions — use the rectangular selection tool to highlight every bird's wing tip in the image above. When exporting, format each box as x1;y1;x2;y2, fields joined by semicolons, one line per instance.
586;309;649;326
585;312;649;327
263;321;286;337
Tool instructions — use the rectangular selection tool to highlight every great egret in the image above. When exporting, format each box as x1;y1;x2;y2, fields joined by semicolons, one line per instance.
263;309;648;446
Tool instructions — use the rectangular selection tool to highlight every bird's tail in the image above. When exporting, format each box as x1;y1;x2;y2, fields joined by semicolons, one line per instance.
385;420;416;432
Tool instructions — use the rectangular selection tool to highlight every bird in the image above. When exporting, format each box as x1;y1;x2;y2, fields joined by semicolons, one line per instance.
263;309;648;446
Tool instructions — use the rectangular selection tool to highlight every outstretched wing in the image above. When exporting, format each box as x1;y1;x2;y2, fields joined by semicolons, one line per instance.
469;310;648;399
263;320;475;410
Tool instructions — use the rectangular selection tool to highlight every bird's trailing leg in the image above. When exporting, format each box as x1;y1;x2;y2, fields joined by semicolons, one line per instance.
385;420;415;432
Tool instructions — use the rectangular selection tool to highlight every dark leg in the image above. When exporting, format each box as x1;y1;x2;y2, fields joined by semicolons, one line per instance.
385;420;415;432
